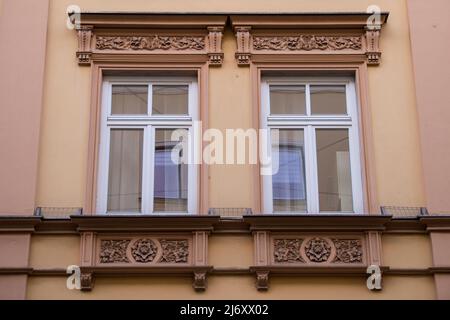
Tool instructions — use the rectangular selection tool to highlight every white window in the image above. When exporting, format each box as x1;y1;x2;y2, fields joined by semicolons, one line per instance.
97;76;198;215
261;76;364;214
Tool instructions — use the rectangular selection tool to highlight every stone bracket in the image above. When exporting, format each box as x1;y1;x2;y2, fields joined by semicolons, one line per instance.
207;26;225;66
234;26;252;66
75;25;94;66
365;26;382;65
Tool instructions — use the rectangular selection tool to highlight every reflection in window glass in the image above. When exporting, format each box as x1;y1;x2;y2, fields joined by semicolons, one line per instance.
152;85;189;115
107;129;143;212
111;85;148;115
272;129;307;212
270;85;306;115
316;129;353;212
310;85;347;115
153;129;188;212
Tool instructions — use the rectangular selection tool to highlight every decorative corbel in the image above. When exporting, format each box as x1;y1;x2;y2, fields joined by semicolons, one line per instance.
234;26;252;66
193;271;207;291
256;270;270;291
76;25;94;66
365;25;382;65
80;272;94;291
192;231;209;291
253;231;270;290
207;26;224;66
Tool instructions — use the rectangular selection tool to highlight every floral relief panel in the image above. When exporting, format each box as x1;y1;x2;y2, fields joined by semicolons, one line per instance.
272;236;364;265
98;237;191;265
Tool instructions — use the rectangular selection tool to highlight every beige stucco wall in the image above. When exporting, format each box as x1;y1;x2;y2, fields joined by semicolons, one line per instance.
0;0;49;215
36;0;425;210
407;0;450;213
382;234;433;268
27;275;435;300
29;235;80;268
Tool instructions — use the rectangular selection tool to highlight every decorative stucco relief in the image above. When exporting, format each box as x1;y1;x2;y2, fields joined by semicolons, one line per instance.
253;35;362;51
304;237;332;263
274;239;305;263
160;240;189;263
332;239;363;264
131;239;158;263
99;240;130;263
98;238;190;264
272;237;364;265
96;35;206;51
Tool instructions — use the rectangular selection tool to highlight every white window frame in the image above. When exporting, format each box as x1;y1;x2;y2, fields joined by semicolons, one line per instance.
97;76;199;215
261;76;364;215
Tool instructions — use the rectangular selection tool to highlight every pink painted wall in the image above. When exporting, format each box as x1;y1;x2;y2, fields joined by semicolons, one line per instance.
407;0;450;214
0;0;49;215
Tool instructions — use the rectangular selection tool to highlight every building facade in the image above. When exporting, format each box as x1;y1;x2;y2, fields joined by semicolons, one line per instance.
0;0;449;300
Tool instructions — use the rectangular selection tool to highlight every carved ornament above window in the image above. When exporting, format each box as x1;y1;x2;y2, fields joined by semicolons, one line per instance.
71;13;227;66
231;13;388;66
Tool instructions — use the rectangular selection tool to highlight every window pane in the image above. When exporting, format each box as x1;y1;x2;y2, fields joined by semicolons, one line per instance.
272;129;307;212
270;85;306;115
154;129;188;212
107;129;143;212
310;85;347;115
316;129;353;212
152;85;189;115
111;85;148;115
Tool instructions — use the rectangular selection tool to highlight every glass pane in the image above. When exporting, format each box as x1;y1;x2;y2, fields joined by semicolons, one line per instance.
152;85;189;115
153;129;188;212
272;129;307;212
316;129;353;212
310;85;347;115
270;85;306;115
107;129;143;212
111;85;148;115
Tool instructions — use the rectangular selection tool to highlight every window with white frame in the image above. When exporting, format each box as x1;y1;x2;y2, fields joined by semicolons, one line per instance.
97;76;198;215
261;76;364;214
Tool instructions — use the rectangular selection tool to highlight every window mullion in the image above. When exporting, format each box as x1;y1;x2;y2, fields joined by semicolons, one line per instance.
306;125;320;213
97;82;112;214
148;84;153;116
261;81;272;214
187;127;197;214
347;81;364;213
97;127;111;214
142;125;154;214
305;84;312;116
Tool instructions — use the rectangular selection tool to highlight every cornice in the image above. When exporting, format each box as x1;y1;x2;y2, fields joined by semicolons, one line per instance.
244;215;392;232
72;13;227;66
74;13;227;29
384;217;427;233
230;13;389;28
0;216;41;232
71;12;389;67
2;215;450;234
230;12;389;66
420;216;450;231
71;215;220;232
